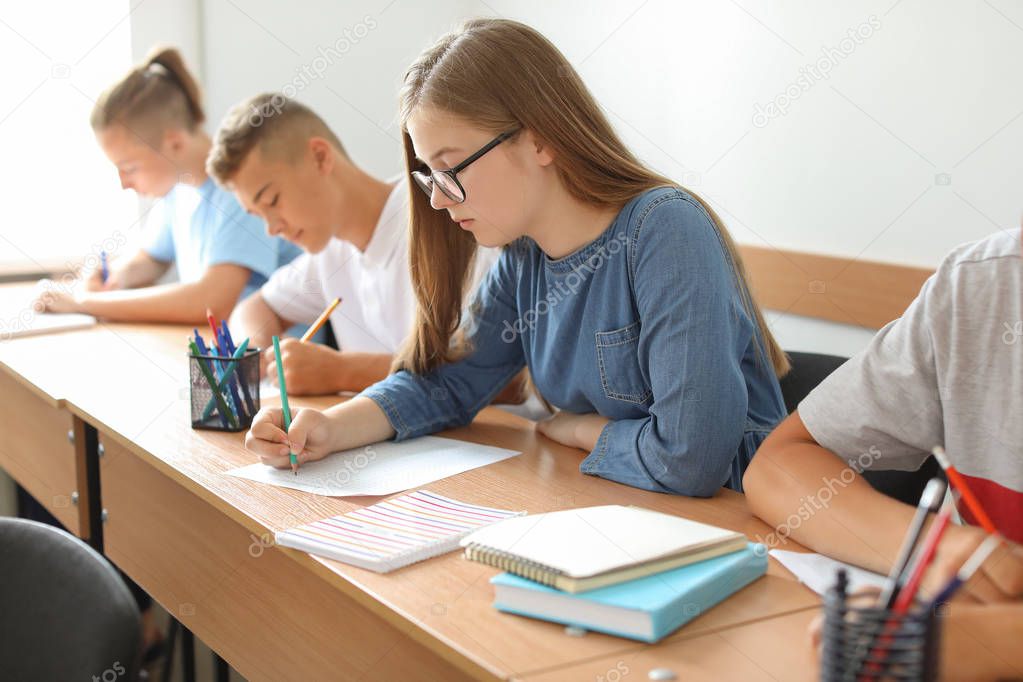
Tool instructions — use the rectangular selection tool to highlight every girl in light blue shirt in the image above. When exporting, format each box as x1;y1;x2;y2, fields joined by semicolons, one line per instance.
245;20;788;496
37;46;298;323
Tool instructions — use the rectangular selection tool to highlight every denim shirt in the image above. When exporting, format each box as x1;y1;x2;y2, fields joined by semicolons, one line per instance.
360;187;786;497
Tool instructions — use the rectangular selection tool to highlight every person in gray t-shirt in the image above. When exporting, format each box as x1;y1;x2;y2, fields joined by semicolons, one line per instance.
744;229;1023;681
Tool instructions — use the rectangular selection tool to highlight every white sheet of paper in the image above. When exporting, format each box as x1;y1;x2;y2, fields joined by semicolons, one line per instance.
258;379;277;401
770;549;887;595
226;435;521;496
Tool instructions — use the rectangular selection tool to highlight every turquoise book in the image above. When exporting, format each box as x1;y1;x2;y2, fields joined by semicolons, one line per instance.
490;543;766;643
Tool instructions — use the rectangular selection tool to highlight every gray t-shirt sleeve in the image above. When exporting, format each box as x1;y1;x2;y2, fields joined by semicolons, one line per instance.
798;271;946;473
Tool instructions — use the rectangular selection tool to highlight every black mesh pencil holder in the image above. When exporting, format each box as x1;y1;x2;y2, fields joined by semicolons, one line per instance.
820;584;941;682
188;349;261;432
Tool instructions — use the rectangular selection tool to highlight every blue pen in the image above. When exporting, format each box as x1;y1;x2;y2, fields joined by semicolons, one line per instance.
217;326;248;419
219;321;256;416
193;331;229;428
928;535;1001;607
196;331;242;424
221;320;235;350
209;331;245;421
201;339;252;420
100;251;109;284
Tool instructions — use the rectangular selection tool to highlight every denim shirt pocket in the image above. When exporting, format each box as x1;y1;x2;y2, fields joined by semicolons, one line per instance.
595;321;652;405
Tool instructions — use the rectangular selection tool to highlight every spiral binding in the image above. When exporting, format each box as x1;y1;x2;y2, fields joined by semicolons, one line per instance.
464;542;567;586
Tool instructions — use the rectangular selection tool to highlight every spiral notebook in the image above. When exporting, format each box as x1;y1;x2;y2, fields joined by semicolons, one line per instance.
460;505;748;593
274;490;525;573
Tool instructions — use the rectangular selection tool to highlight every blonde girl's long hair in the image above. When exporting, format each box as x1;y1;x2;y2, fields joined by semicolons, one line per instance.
395;18;789;379
90;45;204;142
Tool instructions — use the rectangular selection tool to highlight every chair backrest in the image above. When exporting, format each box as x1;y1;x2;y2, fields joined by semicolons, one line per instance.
778;351;849;413
779;351;944;506
0;517;142;681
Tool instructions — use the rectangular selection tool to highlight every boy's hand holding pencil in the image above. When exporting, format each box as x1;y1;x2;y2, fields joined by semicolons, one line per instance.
260;297;343;396
928;529;1023;603
262;338;348;396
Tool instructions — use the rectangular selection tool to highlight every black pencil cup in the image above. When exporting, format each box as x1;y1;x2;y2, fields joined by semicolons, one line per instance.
188;348;261;432
820;585;941;681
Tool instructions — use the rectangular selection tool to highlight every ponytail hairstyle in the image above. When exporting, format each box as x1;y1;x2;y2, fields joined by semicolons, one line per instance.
91;45;204;144
395;19;789;379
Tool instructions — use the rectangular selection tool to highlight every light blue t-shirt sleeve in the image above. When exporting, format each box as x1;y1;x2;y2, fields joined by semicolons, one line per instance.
143;196;175;263
201;184;299;286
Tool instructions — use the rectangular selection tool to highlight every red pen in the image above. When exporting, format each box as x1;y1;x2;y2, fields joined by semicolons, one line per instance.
206;307;221;354
859;502;955;680
892;504;954;613
932;446;998;534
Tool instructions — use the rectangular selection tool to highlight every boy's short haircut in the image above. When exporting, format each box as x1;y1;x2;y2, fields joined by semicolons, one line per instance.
207;93;346;183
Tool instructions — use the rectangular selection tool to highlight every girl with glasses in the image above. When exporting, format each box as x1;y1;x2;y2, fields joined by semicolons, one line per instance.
246;18;789;496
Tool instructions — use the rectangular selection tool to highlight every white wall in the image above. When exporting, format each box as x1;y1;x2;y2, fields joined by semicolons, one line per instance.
191;0;1023;357
200;0;479;179
0;2;138;270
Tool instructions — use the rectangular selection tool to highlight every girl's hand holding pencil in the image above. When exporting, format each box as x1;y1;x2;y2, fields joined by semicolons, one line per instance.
245;407;333;470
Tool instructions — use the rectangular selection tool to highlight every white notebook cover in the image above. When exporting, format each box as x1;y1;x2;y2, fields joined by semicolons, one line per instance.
460;505;744;579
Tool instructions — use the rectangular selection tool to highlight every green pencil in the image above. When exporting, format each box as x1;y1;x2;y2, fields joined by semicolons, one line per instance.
188;339;238;429
200;338;251;421
272;336;299;475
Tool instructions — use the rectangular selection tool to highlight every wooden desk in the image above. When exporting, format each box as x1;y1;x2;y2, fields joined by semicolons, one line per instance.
0;315;822;681
522;609;820;682
0;323;96;540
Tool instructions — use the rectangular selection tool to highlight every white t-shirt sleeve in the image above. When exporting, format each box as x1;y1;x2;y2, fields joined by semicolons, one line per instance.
798;267;947;472
259;252;327;325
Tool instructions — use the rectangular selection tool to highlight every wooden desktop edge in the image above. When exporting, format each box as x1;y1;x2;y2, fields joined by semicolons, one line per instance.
513;603;822;680
0;356;65;409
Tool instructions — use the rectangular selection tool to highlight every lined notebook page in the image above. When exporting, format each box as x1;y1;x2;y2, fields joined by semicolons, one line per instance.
275;490;525;572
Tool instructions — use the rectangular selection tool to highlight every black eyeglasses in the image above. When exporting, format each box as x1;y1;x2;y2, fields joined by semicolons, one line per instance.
411;130;518;204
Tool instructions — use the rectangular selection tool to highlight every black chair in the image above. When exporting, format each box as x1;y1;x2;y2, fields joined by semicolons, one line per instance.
0;517;142;681
778;351;943;506
778;351;848;414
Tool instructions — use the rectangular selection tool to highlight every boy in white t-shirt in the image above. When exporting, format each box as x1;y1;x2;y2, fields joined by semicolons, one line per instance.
209;94;497;395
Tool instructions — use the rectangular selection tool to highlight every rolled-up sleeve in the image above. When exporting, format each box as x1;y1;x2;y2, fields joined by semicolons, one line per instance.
359;249;527;439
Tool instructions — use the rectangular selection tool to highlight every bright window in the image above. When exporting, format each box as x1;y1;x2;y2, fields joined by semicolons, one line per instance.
0;2;139;275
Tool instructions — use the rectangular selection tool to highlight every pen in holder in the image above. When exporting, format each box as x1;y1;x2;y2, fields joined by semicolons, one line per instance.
188;346;260;432
821;570;941;682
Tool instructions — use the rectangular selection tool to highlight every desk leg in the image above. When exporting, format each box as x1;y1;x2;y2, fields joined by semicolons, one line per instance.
72;418;103;551
215;652;230;682
182;626;196;682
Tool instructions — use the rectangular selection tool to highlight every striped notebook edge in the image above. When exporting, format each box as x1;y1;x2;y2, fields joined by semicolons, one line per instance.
275;490;525;573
